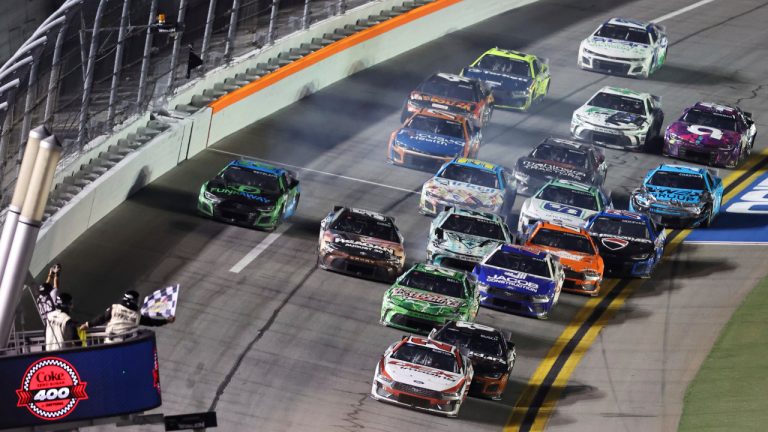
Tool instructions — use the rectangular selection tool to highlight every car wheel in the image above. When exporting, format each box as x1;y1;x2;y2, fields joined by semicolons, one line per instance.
702;205;715;228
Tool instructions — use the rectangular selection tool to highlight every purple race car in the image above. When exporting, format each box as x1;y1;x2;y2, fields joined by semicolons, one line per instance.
663;102;757;168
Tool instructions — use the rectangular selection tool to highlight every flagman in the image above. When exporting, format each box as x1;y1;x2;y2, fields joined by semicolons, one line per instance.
35;264;62;324
45;293;79;350
79;290;175;343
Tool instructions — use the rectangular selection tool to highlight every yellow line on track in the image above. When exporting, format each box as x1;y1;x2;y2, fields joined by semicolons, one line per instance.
505;149;768;432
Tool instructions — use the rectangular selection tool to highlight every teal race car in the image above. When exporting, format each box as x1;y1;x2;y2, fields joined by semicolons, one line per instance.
380;263;479;334
198;159;300;230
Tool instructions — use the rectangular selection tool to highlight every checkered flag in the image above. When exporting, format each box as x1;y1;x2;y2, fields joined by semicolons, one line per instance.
141;284;180;319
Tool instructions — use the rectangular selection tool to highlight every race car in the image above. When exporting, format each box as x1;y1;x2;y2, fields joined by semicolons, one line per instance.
514;136;608;195
318;206;405;281
663;102;758;168
585;209;666;278
629;164;723;228
518;179;612;234
371;335;473;417
419;157;516;220
401;73;494;128
571;86;664;151
380;263;479;334
578;17;668;78
473;244;564;319
388;109;481;169
521;221;604;296
198;159;300;230
427;207;513;271
429;321;515;400
461;47;550;110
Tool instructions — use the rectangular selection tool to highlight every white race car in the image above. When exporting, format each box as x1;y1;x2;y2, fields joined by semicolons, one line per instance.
571;86;664;151
371;335;473;417
578;17;668;78
517;179;612;234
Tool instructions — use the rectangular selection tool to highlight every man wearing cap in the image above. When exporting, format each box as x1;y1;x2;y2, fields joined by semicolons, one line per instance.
45;292;79;351
80;290;174;343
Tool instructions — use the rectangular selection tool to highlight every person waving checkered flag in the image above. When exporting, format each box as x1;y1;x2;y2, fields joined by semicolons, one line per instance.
141;284;180;319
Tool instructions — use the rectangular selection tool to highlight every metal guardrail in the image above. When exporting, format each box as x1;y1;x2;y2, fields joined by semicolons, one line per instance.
0;0;378;208
1;326;144;357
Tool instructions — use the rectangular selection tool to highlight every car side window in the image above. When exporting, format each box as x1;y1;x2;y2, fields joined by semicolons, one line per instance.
645;99;653;115
532;59;541;75
648;26;657;43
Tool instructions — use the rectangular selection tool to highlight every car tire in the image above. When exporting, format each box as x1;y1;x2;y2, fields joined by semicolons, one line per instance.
702;205;715;228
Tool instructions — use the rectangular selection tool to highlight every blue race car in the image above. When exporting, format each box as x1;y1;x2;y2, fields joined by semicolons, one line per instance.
473;244;564;320
629;164;723;228
585;209;666;278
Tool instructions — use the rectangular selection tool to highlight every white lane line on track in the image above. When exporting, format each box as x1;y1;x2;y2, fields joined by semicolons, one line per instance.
229;225;288;273
651;0;717;23
207;148;419;195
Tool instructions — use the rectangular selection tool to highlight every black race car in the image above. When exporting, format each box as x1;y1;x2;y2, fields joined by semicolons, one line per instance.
514;137;608;195
401;73;494;128
429;320;515;400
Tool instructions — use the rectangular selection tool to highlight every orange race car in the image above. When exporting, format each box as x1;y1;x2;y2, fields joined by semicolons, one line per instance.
522;220;604;296
388;109;481;169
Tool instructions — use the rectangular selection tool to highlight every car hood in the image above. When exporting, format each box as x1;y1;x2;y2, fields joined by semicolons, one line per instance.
387;286;466;314
516;157;591;184
476;265;554;296
531;246;599;268
584;36;651;58
384;359;463;391
326;231;402;260
643;186;705;204
574;106;648;131
588;233;654;255
666;121;742;148
524;197;596;225
423;177;504;212
395;129;465;156
468;353;508;375
434;231;504;258
462;68;532;91
206;180;279;205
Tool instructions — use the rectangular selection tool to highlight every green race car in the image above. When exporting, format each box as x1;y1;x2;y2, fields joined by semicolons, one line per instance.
198;159;300;230
380;263;479;334
461;47;551;110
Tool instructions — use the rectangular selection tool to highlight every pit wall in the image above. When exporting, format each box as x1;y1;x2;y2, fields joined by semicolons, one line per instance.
29;0;537;275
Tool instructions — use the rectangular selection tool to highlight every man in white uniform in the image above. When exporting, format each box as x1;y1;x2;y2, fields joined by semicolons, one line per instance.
80;290;174;343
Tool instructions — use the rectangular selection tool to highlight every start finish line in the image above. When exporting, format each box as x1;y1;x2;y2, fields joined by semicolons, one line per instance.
686;170;768;244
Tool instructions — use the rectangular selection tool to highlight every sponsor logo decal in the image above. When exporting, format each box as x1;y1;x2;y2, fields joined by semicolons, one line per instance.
687;124;723;141
388;360;457;381
726;176;768;214
521;160;586;180
485;272;540;292
391;287;463;307
335;238;394;256
543;202;584;217
601;237;629;250
16;357;89;421
209;187;269;203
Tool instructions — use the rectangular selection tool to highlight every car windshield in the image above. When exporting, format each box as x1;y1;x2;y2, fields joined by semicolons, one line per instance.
648;171;706;190
220;166;281;194
400;270;465;298
408;115;464;139
392;343;459;373
588;92;646;115
682;109;737;131
485;250;551;278
475;54;531;77
420;76;478;102
532;144;589;168
441;214;506;240
330;211;399;242
595;23;650;44
590;217;649;239
538;185;599;211
529;228;595;254
435;327;504;358
438;164;499;189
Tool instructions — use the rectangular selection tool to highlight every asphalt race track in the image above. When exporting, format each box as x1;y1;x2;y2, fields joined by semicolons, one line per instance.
25;0;768;430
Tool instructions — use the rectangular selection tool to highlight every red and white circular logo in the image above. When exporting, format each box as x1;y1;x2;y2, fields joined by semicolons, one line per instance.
15;357;88;421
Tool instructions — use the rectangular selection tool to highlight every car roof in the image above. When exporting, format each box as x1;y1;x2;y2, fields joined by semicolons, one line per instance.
690;102;740;116
443;206;502;222
228;159;285;175
448;157;502;173
411;108;468;123
400;336;458;355
335;206;393;222
593;209;649;222
650;163;708;176
545;178;598;193
409;262;465;279
480;47;536;62
446;320;503;336
604;17;650;29
427;72;477;86
595;86;652;99
539;137;592;152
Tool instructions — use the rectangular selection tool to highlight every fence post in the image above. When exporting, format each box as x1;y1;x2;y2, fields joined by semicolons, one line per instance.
224;0;241;59
76;0;107;148
44;21;68;126
302;0;311;30
137;0;159;106
168;0;189;90
266;0;280;45
201;0;218;68
107;0;132;127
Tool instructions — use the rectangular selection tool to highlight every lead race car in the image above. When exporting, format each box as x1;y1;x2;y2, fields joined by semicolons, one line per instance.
401;73;494;128
420;157;516;220
461;47;550;110
629;164;723;228
585;209;666;278
198;159;300;230
517;179;612;234
664;102;758;168
578;17;668;78
571;86;664;151
371;335;473;417
318;206;405;281
514;137;608;195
